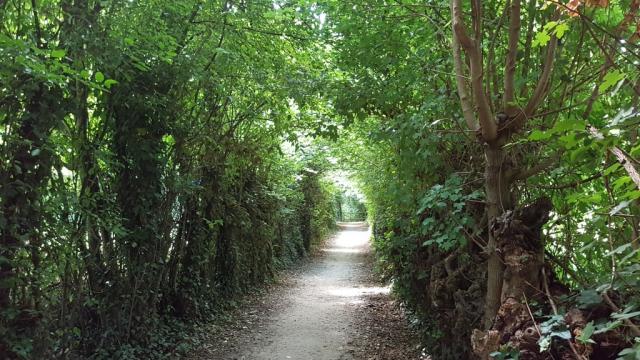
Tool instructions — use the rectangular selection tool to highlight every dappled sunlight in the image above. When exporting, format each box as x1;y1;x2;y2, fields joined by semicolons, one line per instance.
321;222;370;254
318;222;390;299
321;247;363;254
327;286;390;298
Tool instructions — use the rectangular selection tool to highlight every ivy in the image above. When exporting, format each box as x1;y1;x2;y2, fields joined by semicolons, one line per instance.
417;176;481;251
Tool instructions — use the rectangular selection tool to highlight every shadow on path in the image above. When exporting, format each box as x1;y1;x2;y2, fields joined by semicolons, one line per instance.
188;222;423;360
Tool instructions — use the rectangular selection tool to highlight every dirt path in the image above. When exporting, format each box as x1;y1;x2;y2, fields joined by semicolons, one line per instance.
188;223;424;360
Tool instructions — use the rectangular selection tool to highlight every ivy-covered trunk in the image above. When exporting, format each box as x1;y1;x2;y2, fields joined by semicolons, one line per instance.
110;75;167;337
215;200;237;295
63;0;106;299
0;83;60;356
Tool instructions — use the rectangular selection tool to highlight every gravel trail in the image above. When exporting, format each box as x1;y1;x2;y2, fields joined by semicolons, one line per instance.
189;222;423;360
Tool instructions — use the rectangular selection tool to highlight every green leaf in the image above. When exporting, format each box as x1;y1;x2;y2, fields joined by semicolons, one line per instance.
532;31;551;47
624;190;640;200
421;217;435;227
104;79;119;89
604;163;622;176
570;147;589;162
577;289;602;307
594;320;621;334
612;310;640;320
577;321;595;344
559;133;578;149
552;330;572;340
529;129;552;140
555;23;569;38
95;71;105;83
50;49;66;58
538;335;551;352
605;243;632;256
617;342;640;359
552;118;585;132
599;70;625;93
543;21;558;31
610;201;631;216
613;176;631;191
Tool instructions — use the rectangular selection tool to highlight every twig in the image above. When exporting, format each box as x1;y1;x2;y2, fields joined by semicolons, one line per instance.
503;0;521;116
544;250;587;286
537;173;602;190
543;269;586;360
511;154;561;181
523;292;542;337
542;268;558;314
589;127;640;191
602;290;640;337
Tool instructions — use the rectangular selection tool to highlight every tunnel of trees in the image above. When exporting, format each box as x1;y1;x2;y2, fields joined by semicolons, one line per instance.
1;0;640;359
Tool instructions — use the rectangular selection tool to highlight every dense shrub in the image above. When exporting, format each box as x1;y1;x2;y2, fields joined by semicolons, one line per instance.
0;1;337;358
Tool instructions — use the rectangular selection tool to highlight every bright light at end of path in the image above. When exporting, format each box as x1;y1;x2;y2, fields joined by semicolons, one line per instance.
321;223;370;254
328;286;391;297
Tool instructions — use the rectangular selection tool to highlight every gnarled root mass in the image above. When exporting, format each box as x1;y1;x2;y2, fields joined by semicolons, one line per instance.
472;198;633;359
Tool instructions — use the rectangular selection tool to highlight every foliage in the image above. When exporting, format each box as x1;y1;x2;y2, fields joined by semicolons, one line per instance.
0;1;337;358
2;0;640;358
417;176;482;251
321;0;640;358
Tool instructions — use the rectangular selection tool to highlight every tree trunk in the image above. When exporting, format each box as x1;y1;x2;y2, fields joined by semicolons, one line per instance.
0;82;59;356
483;141;513;328
215;203;236;295
473;198;553;359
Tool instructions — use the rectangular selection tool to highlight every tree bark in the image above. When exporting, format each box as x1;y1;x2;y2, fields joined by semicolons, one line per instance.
483;141;513;328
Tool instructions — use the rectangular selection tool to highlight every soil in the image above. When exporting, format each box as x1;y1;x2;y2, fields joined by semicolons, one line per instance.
187;222;428;360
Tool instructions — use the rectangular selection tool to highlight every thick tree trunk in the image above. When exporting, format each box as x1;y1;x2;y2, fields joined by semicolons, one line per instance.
483;141;513;328
473;198;553;359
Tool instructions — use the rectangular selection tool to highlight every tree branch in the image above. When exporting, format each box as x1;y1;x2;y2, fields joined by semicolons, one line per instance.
537;172;602;190
510;154;560;181
590;126;640;190
450;0;477;130
611;147;640;190
451;0;496;141
31;0;43;48
603;290;640;337
519;0;537;97
511;34;558;131
503;0;521;116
